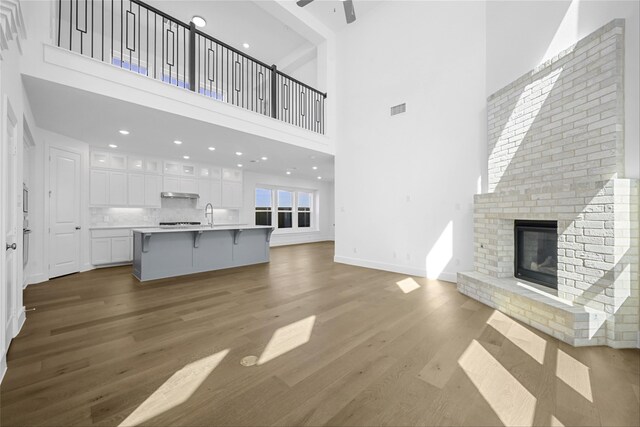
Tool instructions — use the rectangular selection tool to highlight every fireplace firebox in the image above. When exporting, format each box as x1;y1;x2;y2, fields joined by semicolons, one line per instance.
514;220;558;289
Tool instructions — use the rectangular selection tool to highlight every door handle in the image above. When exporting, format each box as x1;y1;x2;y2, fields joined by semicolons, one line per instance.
6;243;17;251
75;226;81;230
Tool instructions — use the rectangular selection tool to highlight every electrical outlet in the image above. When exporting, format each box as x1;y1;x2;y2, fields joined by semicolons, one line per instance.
406;253;411;261
455;258;460;266
406;195;411;202
455;203;461;211
353;247;357;254
393;251;397;259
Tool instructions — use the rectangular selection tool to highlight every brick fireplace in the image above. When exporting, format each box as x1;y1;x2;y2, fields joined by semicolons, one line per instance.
457;19;639;348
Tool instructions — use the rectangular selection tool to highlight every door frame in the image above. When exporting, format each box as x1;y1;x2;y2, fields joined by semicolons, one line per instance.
1;95;20;373
46;145;83;279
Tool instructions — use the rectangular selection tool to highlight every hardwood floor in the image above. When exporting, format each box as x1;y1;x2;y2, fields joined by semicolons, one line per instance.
1;242;638;426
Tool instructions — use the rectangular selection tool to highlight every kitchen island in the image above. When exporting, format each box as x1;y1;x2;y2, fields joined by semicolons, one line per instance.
132;225;274;281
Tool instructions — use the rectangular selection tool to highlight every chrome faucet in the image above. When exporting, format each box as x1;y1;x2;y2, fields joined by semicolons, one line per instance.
204;203;214;227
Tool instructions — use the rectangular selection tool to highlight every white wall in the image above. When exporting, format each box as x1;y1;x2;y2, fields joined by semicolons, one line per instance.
487;0;640;179
334;1;486;282
241;171;334;246
289;57;319;89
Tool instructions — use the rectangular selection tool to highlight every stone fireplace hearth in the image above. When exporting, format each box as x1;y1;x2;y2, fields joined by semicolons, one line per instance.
457;19;639;348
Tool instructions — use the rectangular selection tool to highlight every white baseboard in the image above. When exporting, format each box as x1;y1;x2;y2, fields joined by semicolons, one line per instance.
333;255;457;283
16;307;26;337
26;272;48;286
270;234;334;247
0;355;6;384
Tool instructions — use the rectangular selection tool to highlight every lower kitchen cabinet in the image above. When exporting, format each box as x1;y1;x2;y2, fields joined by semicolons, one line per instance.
91;229;133;265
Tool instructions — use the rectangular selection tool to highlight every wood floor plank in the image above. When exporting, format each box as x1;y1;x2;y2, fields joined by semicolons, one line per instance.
1;242;638;427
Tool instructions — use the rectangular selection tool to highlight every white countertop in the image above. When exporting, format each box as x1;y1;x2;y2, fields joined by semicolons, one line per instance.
89;225;157;230
132;225;274;234
90;223;248;230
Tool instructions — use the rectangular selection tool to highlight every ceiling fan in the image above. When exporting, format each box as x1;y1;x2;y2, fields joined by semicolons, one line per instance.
296;0;356;24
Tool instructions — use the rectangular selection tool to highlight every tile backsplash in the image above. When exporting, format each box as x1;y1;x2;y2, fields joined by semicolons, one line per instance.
90;199;240;227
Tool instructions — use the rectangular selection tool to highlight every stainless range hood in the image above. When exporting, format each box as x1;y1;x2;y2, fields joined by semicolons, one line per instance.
160;192;200;199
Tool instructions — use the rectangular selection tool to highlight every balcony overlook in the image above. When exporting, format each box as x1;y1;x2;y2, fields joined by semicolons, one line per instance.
55;0;327;134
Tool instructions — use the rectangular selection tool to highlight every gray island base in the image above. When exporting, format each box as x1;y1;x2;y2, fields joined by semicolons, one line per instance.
132;225;275;282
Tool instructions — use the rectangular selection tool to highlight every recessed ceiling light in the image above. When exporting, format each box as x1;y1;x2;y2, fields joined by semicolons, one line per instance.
183;155;190;160
99;159;106;163
108;144;118;148
119;130;129;135
208;147;215;151
261;156;268;161
235;151;243;156
174;140;183;145
192;16;206;28
237;164;243;168
242;42;250;49
312;166;318;170
317;176;322;180
286;171;291;175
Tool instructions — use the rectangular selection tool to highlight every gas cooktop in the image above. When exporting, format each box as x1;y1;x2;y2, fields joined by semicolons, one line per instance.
158;222;202;229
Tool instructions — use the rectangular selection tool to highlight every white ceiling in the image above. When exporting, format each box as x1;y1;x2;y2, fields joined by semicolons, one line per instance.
148;0;313;66
294;0;384;32
23;76;334;181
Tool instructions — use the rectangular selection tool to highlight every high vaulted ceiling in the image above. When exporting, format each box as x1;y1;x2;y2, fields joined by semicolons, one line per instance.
148;0;313;66
295;0;384;32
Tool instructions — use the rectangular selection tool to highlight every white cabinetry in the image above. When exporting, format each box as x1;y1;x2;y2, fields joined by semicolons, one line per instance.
109;172;128;206
126;173;160;207
91;229;133;265
90;170;109;205
128;173;145;206
180;178;197;193
220;168;243;208
91;238;111;265
163;176;197;194
197;179;212;209
145;175;161;207
111;237;131;263
222;181;243;208
90;170;127;206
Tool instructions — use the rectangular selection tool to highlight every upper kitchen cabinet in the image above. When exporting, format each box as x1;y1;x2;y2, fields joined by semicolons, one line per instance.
222;168;243;182
182;164;196;177
128;156;145;172
90;170;128;206
144;175;162;207
164;161;181;176
221;181;243;208
91;151;127;170
145;159;161;174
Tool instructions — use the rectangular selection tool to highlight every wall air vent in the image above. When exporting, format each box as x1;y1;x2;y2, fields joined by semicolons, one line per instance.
390;103;406;116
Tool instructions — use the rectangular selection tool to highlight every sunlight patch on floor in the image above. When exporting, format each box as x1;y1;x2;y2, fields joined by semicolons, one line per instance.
556;349;593;402
396;277;421;294
459;340;537;427
119;349;230;427
550;414;565;426
258;315;316;365
486;310;547;364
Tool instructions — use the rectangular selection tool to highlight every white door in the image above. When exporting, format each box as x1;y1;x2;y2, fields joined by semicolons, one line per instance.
49;148;81;278
2;99;19;352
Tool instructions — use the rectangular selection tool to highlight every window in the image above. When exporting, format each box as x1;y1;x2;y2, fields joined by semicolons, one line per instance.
255;187;316;231
297;191;312;228
255;188;272;226
277;190;293;229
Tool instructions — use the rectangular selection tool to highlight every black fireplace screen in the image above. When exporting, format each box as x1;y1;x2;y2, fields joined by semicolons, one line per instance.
514;220;558;289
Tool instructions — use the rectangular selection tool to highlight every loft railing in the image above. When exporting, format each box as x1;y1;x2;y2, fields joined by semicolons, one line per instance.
56;0;326;134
